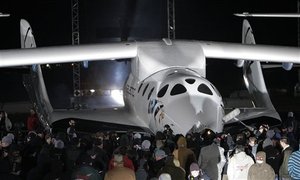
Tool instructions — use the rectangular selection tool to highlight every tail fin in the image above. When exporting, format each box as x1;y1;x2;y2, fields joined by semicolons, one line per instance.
240;19;281;121
20;19;36;49
20;19;53;127
236;13;295;70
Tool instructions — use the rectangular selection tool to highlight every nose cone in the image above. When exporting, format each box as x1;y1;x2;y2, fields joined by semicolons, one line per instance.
150;69;223;135
162;92;223;135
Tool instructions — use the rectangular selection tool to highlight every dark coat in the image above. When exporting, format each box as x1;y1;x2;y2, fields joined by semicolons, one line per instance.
158;157;185;180
279;146;293;179
198;143;220;180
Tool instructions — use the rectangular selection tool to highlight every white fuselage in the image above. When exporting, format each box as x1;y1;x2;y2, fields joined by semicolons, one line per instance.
124;40;224;135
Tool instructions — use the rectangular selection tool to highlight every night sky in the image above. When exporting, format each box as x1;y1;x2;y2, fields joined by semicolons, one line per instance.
0;0;299;109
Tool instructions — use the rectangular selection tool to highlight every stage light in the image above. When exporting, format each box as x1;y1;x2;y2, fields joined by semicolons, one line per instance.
111;90;124;106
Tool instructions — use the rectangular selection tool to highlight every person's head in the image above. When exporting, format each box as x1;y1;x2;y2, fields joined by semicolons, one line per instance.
190;162;200;177
1;136;12;148
248;136;257;146
158;173;171;180
94;138;103;148
30;109;35;115
155;149;167;161
280;136;289;148
69;119;76;127
177;136;187;148
201;128;216;145
236;133;246;145
288;111;294;118
256;151;266;164
113;154;124;167
235;145;245;154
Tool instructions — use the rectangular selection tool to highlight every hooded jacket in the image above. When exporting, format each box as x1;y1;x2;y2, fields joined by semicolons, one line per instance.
227;151;254;180
173;137;196;171
247;151;275;180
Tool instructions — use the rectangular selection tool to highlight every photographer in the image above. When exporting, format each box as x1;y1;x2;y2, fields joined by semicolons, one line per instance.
0;111;12;135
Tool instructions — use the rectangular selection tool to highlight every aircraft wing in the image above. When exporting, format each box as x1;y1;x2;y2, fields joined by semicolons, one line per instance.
0;41;299;67
0;42;137;67
199;41;300;63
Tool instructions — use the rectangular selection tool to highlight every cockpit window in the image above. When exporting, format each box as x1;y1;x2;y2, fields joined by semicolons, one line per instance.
148;87;154;100
198;84;213;95
142;84;149;96
157;84;169;98
138;83;143;93
185;78;195;84
170;84;187;96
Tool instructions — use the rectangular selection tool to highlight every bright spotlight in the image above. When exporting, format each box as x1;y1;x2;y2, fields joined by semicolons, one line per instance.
90;89;95;93
111;90;124;106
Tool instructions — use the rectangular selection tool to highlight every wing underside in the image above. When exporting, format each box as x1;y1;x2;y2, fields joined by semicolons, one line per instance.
0;41;299;68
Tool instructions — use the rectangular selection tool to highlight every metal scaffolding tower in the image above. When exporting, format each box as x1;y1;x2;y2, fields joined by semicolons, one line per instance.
297;0;300;47
71;0;81;98
167;0;176;39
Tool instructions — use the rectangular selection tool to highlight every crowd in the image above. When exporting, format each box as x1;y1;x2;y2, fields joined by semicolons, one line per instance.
0;110;299;180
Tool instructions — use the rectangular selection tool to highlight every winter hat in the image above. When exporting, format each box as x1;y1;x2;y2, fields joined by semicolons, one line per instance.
266;130;275;138
177;136;187;148
159;173;172;180
288;112;294;117
133;133;141;139
141;140;151;151
6;133;15;141
256;151;266;162
1;136;12;146
155;149;167;159
190;162;200;172
262;138;273;149
54;140;65;149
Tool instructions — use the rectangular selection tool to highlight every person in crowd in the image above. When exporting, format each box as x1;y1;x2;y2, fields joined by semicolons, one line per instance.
286;112;299;150
26;109;39;132
146;149;167;179
108;146;135;171
188;162;202;180
246;136;258;161
72;152;102;180
227;145;254;180
288;139;300;180
43;139;65;180
198;129;220;180
67;119;77;141
286;112;297;135
163;124;174;141
158;173;172;180
0;111;12;134
186;133;199;158
248;151;275;180
104;153;136;180
263;137;281;178
215;136;226;180
158;156;185;180
0;148;16;180
173;136;196;174
279;136;293;180
90;138;109;175
135;148;151;180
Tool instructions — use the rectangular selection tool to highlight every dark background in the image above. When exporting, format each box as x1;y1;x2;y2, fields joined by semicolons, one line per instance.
0;0;299;113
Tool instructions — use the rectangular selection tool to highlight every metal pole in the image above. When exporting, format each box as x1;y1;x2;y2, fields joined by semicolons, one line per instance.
167;0;176;39
71;0;81;108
